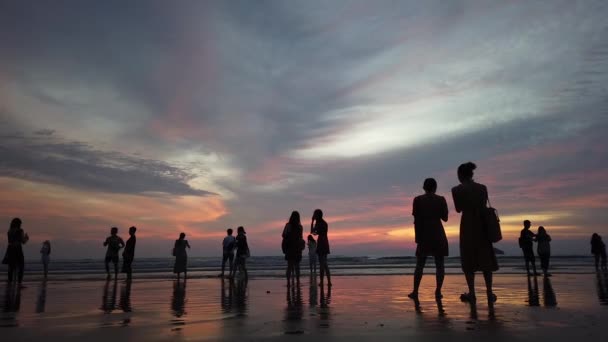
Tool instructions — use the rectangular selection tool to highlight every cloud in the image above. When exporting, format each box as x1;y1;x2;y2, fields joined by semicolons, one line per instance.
0;131;214;196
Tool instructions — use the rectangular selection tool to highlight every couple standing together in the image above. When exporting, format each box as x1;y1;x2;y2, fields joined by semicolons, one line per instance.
409;162;498;307
282;210;331;287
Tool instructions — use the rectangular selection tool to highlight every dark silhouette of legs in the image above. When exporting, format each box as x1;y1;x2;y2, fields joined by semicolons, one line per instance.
595;254;600;270
286;260;293;286
410;256;426;298
8;264;15;283
319;255;331;286
294;262;300;284
483;271;495;308
434;256;445;298
464;271;476;302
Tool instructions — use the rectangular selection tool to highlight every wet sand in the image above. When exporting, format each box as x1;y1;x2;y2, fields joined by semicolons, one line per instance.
2;273;608;341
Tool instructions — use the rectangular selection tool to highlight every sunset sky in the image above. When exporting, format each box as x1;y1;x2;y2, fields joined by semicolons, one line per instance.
1;0;607;259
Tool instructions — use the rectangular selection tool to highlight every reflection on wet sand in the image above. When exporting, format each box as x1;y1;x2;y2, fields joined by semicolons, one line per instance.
284;283;303;335
171;280;187;321
119;279;133;313
101;279;118;313
1;284;21;327
36;280;47;313
318;285;331;328
527;275;540;307
596;271;608;305
221;279;233;313
542;276;557;307
234;278;248;317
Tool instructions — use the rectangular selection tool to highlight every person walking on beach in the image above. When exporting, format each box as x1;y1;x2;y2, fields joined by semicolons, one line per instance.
307;235;318;276
173;233;191;280
451;162;498;307
219;228;236;278
536;226;552;276
591;233;607;271
519;220;537;275
409;178;449;300
122;226;137;280
3;218;29;285
231;226;249;280
283;211;304;286
103;227;125;279
40;240;51;279
312;209;332;286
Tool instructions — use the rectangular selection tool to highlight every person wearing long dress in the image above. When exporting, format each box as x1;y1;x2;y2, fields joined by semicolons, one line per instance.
173;233;191;280
3;218;29;285
536;226;552;276
408;178;449;300
451;162;498;307
283;211;304;286
312;209;331;286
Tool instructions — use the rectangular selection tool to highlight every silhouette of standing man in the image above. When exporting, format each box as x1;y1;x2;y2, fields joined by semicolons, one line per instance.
104;227;125;279
122;226;137;280
519;220;537;275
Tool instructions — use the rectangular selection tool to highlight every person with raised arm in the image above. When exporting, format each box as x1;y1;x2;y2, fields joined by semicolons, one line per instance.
312;209;331;287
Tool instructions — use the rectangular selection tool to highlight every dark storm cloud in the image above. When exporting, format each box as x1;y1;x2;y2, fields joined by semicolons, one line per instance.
0;130;213;196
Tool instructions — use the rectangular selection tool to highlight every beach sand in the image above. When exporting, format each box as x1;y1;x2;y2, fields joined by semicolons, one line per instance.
2;273;608;341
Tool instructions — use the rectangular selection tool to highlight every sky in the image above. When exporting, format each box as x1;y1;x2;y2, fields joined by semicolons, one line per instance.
1;0;607;259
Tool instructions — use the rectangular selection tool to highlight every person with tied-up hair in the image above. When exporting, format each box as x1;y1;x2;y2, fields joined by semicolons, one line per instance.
451;162;498;307
408;178;449;300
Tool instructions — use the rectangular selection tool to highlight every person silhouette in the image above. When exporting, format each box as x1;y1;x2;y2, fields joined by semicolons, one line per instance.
312;209;331;287
103;227;125;279
307;235;318;276
519;220;537;275
122;226;137;280
4;218;29;286
219;228;236;278
408;178;449;300
231;226;249;280
40;240;51;279
451;162;498;307
173;233;190;281
591;233;607;271
536;226;552;276
283;212;304;286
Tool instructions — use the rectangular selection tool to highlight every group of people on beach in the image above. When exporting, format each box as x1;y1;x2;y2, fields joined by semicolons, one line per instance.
3;162;608;305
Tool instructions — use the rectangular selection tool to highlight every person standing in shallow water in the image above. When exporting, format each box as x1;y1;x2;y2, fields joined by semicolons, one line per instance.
451;162;498;307
519;220;537;275
40;240;51;279
536;226;552;276
283;211;304;286
219;228;236;278
231;226;249;280
591;233;607;271
3;218;29;285
408;178;449;300
104;227;124;279
312;209;331;287
122;226;137;280
173;233;191;281
307;235;318;276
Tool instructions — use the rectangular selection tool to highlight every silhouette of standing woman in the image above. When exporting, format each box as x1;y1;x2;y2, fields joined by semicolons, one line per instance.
3;218;29;285
451;162;498;306
408;178;449;300
536;226;552;276
591;233;607;271
122;226;137;280
283;211;304;286
312;209;331;287
173;233;191;280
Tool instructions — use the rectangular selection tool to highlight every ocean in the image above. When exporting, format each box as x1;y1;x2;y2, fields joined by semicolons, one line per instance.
2;256;598;281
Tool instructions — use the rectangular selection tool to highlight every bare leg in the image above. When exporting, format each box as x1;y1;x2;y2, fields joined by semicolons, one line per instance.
483;271;495;305
295;262;300;284
464;271;476;301
410;256;426;297
105;261;111;277
43;263;48;279
595;255;600;270
286;260;292;286
434;256;445;298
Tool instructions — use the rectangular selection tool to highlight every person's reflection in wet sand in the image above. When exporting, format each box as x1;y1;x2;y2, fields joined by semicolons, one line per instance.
283;283;304;335
309;275;318;308
1;284;22;327
221;279;233;313
119;279;133;313
595;270;608;305
319;285;331;328
527;274;540;307
36;279;48;313
542;275;557;307
101;279;118;313
171;280;187;320
234;277;248;317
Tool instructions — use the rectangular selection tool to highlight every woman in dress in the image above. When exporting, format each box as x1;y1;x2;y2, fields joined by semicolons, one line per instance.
231;226;250;279
3;218;29;285
312;209;331;286
451;162;498;306
536;226;552;276
283;211;304;286
408;178;449;300
173;233;191;280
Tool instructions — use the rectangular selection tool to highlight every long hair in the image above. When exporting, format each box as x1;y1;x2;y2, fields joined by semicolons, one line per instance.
538;226;547;237
9;217;22;232
288;211;301;226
